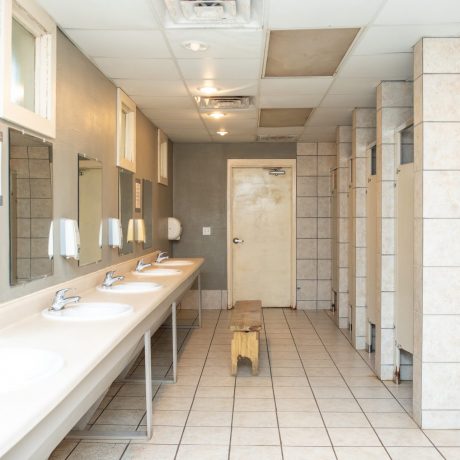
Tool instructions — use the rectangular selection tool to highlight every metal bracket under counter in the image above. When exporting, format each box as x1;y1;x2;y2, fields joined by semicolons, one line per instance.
2;264;203;459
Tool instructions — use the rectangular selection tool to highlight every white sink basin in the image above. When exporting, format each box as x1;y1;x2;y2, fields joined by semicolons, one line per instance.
155;260;193;267
0;347;64;394
42;302;134;321
133;268;181;277
97;282;162;294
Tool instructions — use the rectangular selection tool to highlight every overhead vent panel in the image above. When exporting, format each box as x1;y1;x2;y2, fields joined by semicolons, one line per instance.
162;0;262;28
257;135;298;143
195;96;254;110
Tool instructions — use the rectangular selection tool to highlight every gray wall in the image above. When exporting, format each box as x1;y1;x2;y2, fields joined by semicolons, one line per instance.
0;30;173;303
172;143;297;290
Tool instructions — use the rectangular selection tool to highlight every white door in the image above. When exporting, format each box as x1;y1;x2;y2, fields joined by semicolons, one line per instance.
228;161;295;308
366;145;378;327
395;125;415;354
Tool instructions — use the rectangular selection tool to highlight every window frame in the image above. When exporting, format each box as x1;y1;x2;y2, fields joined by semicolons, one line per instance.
116;88;136;173
0;0;56;138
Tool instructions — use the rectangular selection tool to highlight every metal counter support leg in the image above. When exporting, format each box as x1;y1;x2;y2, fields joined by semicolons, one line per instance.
172;302;177;383
67;329;154;441
198;273;202;328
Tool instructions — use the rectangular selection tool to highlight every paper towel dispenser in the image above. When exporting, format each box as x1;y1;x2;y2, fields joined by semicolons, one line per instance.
168;217;182;241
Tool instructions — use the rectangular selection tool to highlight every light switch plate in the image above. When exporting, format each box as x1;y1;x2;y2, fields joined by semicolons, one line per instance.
202;226;211;236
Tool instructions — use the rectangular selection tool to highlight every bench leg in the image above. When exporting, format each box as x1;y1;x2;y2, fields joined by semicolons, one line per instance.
251;332;259;375
231;331;260;376
231;334;239;376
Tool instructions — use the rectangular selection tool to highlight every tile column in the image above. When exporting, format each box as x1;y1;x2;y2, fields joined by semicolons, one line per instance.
375;81;413;380
334;126;352;328
413;38;460;428
350;109;376;349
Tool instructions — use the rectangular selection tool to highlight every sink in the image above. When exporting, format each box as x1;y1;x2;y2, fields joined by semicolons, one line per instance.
42;302;134;321
97;282;162;294
0;347;64;393
155;260;193;267
133;268;181;277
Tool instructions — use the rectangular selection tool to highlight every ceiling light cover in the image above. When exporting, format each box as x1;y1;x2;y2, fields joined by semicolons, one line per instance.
217;129;228;136
198;86;219;94
208;111;226;119
182;40;208;51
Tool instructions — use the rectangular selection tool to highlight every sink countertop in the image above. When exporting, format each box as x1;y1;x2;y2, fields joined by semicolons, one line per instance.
0;257;204;458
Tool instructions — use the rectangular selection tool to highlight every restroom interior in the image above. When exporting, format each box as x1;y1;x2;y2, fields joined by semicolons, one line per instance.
1;0;460;459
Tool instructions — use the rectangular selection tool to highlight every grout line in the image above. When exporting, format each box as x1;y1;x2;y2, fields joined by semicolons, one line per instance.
281;308;338;460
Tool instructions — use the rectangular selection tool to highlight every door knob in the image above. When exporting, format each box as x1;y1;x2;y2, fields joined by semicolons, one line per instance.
233;238;244;244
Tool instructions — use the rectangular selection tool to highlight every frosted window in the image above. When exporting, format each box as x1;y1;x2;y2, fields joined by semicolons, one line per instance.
400;125;414;165
371;145;377;176
11;19;36;112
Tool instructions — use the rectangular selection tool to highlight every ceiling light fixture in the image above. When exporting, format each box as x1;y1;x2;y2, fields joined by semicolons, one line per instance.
216;129;228;136
207;112;225;119
182;40;208;52
198;86;219;95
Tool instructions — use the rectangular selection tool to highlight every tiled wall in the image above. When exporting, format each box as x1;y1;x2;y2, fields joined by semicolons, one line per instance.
296;142;336;310
350;109;376;349
334;127;352;327
413;37;460;429
375;81;413;380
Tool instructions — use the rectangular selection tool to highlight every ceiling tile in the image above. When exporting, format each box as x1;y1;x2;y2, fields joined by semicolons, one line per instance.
65;30;171;58
210;134;258;142
375;0;460;25
259;108;312;127
268;0;385;29
306;108;354;126
164;128;211;142
257;127;304;136
142;109;200;120
93;58;181;80
186;79;258;96
300;126;337;142
338;53;413;80
200;109;258;121
329;78;380;95
155;119;205;130
260;95;323;108
260;77;333;96
113;79;188;96
353;24;460;55
36;0;158;29
132;96;195;109
265;29;360;77
165;29;264;59
321;93;376;108
177;59;261;79
204;119;258;131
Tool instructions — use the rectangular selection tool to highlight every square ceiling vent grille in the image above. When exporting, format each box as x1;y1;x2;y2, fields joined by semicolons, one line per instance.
162;0;263;28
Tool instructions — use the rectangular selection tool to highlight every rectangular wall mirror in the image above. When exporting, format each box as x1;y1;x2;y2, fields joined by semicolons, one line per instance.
119;168;133;255
9;128;53;285
143;179;153;249
78;154;102;266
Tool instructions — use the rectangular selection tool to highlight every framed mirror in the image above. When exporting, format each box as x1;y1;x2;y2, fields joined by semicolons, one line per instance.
9;128;53;285
142;179;152;249
78;154;102;266
118;168;133;255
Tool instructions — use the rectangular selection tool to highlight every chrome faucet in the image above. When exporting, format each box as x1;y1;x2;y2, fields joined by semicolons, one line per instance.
49;288;81;311
156;251;169;263
102;270;124;288
135;258;152;272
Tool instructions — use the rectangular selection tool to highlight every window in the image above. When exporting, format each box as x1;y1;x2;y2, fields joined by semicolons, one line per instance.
116;89;136;172
370;145;377;176
400;124;414;165
0;0;57;138
157;129;169;186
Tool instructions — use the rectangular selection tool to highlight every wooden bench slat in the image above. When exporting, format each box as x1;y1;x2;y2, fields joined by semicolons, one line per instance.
230;300;262;332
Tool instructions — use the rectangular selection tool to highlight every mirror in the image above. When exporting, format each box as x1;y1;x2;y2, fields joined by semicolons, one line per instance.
78;155;102;266
143;179;153;249
119;168;133;255
9;128;53;285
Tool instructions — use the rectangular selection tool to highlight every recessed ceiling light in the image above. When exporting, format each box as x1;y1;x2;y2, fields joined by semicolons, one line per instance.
198;86;219;95
182;40;208;52
216;129;228;136
207;112;226;119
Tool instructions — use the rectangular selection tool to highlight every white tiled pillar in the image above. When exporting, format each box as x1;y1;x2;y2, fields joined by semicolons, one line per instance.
334;126;352;328
413;38;460;429
297;143;335;310
375;81;413;380
350;109;376;349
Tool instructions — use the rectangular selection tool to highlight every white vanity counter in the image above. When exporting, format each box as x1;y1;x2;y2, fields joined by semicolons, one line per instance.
0;257;203;459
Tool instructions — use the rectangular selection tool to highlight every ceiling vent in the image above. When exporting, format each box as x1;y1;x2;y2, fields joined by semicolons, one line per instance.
257;135;298;143
162;0;262;28
195;96;254;110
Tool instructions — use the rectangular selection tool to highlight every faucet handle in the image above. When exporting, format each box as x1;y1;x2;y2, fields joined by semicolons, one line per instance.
54;288;70;299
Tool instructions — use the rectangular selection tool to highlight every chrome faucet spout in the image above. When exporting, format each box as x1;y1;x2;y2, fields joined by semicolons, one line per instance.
135;259;152;272
49;288;81;311
156;251;169;263
102;270;125;288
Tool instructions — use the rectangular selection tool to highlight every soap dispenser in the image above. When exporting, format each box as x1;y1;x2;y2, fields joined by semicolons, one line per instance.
60;218;80;260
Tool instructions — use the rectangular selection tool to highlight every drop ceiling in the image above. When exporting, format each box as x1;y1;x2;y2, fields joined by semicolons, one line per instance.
36;0;460;143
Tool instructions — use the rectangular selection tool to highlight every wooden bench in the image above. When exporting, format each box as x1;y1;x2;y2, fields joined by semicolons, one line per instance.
230;300;262;376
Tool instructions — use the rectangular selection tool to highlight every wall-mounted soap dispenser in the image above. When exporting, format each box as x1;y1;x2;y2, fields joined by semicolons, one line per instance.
168;217;182;241
60;218;80;260
108;218;122;248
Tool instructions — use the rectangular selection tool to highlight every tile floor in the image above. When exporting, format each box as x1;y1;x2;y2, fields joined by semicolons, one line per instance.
49;309;460;460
